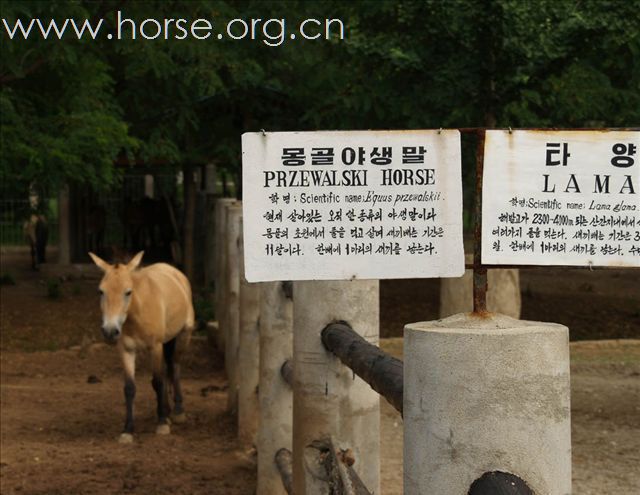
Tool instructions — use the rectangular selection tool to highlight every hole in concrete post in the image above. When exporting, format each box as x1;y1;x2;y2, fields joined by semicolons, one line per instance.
468;471;534;495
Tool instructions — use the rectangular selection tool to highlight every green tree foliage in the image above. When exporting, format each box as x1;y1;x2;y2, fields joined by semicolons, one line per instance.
1;1;135;196
1;0;638;198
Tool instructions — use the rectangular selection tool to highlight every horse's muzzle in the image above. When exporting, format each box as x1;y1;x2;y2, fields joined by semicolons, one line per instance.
101;327;121;344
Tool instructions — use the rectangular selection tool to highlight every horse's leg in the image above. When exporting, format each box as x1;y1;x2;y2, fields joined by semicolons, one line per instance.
151;343;171;435
163;338;180;421
119;348;136;443
167;329;191;424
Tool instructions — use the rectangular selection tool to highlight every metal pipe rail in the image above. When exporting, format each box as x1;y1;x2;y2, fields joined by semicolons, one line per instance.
320;322;403;415
275;448;293;494
280;359;293;388
469;471;534;495
312;437;373;495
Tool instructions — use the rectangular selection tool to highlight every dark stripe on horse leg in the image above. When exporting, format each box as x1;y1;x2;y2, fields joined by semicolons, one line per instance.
171;330;191;417
163;338;176;380
163;338;178;414
151;374;170;424
171;363;184;415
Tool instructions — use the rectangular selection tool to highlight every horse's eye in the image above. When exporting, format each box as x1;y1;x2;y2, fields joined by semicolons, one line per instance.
98;289;104;296
124;289;133;297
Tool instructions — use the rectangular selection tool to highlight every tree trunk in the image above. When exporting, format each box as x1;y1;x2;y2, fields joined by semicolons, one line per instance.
182;163;196;282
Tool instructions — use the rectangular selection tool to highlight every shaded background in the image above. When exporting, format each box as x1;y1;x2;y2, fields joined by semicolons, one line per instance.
1;0;639;337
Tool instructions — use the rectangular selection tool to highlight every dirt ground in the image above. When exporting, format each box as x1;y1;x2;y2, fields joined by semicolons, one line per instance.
1;250;639;494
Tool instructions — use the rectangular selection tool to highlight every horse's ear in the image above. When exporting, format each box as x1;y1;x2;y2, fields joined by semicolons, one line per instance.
88;252;109;272
127;251;144;271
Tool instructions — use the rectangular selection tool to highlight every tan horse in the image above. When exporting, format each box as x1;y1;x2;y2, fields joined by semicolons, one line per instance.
88;251;194;443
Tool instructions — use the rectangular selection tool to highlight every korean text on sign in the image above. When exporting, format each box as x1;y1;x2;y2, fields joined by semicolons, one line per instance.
482;130;639;267
242;130;465;282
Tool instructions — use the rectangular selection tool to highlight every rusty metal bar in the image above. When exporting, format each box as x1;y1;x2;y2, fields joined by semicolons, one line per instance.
457;127;639;133
275;448;293;494
280;359;293;388
473;130;488;314
325;438;373;495
321;322;403;415
309;437;374;495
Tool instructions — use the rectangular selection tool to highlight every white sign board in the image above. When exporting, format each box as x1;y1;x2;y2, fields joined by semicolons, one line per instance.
482;130;639;267
242;130;465;282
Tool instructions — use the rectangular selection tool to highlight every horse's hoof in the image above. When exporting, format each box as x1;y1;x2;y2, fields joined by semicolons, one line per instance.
155;424;171;435
171;412;187;424
118;433;134;444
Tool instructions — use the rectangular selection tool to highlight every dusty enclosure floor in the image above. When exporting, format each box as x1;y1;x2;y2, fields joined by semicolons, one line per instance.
1;250;640;494
0;341;254;495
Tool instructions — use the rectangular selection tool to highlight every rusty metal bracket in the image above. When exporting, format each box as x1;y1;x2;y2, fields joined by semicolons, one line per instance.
472;129;488;314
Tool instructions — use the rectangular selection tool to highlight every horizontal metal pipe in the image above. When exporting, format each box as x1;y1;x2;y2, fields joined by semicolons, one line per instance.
469;471;534;495
275;448;293;495
321;322;403;415
280;359;293;388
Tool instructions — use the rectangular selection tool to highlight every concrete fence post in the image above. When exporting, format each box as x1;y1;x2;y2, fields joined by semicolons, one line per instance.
292;280;380;495
238;224;261;447
214;198;236;351
440;255;521;318
224;203;242;414
403;313;571;495
257;281;294;495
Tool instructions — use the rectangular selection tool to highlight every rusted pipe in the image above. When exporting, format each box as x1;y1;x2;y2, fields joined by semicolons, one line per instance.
321;322;403;415
280;359;293;388
275;448;293;494
469;471;534;495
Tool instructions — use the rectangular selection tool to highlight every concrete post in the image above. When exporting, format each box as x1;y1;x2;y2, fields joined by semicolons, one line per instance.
440;254;521;318
225;204;242;414
238;223;261;447
292;280;380;495
144;174;155;198
257;281;293;495
403;313;571;495
214;198;236;351
57;185;71;264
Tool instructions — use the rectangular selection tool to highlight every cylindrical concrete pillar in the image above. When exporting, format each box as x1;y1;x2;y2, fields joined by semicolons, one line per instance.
238;223;261;447
225;204;242;414
404;313;571;495
144;174;155;198
440;255;521;318
257;281;293;495
214;198;236;351
293;280;380;495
